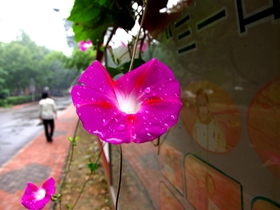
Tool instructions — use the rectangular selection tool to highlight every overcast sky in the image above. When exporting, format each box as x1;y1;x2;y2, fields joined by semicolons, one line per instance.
0;0;74;54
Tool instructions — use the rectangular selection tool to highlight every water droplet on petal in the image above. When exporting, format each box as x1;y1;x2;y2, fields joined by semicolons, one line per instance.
77;92;81;96
76;104;81;108
78;112;82;116
132;134;137;140
118;124;125;130
171;115;175;119
147;133;151;137
99;88;104;93
103;119;110;126
144;87;151;94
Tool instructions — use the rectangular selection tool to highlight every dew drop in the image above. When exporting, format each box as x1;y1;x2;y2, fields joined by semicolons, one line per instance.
171;115;175;119
99;88;104;93
102;119;110;126
77;92;81;96
78;112;82;116
118;124;125;130
147;133;152;137
144;87;151;94
132;134;137;140
76;104;81;108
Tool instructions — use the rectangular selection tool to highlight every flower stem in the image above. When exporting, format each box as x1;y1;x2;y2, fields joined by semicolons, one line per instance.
128;0;148;71
115;145;123;210
58;120;80;210
71;174;93;210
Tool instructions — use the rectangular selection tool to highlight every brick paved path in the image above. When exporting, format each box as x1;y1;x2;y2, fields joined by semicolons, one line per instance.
0;104;78;210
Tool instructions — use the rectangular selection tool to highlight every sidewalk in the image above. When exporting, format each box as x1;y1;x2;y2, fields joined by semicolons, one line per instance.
0;104;78;210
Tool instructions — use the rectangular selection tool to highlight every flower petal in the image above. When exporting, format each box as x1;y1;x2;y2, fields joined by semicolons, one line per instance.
21;183;40;209
77;60;117;99
42;177;56;196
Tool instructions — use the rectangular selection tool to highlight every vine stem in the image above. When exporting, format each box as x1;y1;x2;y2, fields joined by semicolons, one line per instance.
115;145;123;210
58;120;80;210
128;0;148;71
71;174;93;210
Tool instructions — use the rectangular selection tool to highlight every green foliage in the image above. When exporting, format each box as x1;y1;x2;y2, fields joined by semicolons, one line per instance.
0;89;10;99
68;0;140;47
68;136;80;146
0;31;79;97
105;58;145;78
62;48;96;72
87;161;99;173
0;95;41;107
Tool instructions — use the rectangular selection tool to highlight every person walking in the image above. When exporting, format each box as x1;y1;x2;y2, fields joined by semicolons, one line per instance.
39;92;57;142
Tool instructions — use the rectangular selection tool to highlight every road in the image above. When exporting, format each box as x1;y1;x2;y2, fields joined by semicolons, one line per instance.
0;96;73;167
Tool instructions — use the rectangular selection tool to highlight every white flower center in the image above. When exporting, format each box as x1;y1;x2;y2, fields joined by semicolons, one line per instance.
116;93;140;114
35;188;46;200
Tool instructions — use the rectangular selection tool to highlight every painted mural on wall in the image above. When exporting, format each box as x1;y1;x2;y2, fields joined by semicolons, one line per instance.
247;77;280;179
158;142;184;194
113;0;280;209
251;197;280;210
184;154;243;210
159;182;184;210
181;81;241;153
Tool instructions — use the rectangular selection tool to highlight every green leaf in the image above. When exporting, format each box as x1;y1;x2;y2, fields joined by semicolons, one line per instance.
68;136;76;146
72;23;89;42
87;162;98;173
106;67;123;78
65;204;73;210
98;0;110;6
67;0;101;22
87;23;109;45
119;58;146;73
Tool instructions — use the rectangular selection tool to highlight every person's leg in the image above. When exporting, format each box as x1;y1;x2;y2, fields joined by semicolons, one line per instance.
49;119;54;141
43;120;50;141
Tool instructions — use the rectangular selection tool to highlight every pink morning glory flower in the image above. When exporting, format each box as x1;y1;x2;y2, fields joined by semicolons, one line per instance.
71;58;182;144
21;177;56;210
79;40;92;51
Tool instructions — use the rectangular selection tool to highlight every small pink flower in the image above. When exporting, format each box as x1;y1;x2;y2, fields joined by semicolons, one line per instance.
79;40;92;51
21;177;56;210
71;58;182;144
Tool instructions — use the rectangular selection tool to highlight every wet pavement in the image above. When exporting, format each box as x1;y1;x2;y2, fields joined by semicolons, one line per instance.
0;96;73;167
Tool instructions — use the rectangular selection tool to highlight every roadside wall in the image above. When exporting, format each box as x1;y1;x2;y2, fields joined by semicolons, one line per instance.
110;1;280;209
